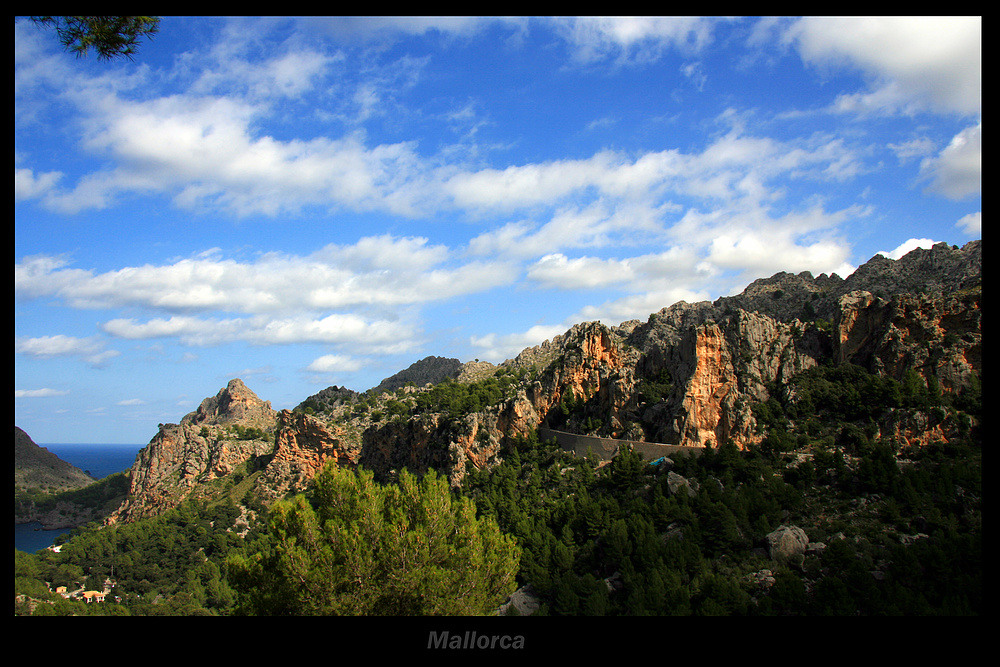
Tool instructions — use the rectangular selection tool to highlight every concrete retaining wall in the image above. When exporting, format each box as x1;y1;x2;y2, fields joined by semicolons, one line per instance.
537;427;704;462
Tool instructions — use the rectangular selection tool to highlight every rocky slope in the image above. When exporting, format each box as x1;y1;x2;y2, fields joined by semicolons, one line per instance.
15;426;94;494
113;240;981;521
109;379;279;523
368;355;464;394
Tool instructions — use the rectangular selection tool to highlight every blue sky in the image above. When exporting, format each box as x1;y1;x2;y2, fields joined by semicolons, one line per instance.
15;17;981;444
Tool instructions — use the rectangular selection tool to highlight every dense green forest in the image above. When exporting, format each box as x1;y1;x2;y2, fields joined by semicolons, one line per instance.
14;363;981;616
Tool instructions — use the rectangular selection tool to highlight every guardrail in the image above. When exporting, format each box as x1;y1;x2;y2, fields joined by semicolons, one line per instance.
537;427;704;462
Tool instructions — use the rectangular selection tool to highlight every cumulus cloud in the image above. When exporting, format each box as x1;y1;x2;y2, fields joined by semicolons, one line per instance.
15;235;517;315
303;16;504;44
785;17;981;117
572;285;713;327
706;232;855;280
956;212;981;236
15;334;120;367
551;16;718;64
920;123;982;200
468;277;714;363
16;112;877;367
100;313;416;353
526;246;701;292
49;92;433;217
877;238;937;261
470;324;568;362
17;16;977;386
117;398;147;406
444;130;858;215
527;253;635;290
14;166;62;201
888;136;937;163
305;354;364;373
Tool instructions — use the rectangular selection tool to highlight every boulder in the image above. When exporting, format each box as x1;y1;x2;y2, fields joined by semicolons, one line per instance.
666;471;699;498
766;524;809;562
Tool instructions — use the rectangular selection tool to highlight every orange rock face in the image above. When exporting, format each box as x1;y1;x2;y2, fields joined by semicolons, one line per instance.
676;324;735;448
255;410;358;502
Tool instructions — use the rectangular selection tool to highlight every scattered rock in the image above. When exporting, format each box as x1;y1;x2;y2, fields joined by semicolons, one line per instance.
747;569;777;589
666;471;699;498
766;525;810;562
498;584;542;616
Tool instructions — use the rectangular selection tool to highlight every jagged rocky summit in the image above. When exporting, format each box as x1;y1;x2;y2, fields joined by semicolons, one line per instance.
114;240;981;522
368;356;464;394
109;379;278;522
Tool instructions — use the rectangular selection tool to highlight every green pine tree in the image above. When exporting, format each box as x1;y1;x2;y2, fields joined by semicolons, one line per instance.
228;463;520;615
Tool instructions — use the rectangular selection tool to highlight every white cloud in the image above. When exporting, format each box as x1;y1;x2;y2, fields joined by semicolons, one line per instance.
888;136;936;163
180;18;342;102
877;238;937;261
551;16;718;64
786;17;981;117
669;200;866;277
572;286;712;326
305;354;364;373
470;324;568;362
526;246;701;292
15;388;70;398
100;313;417;353
15;166;62;201
469;277;713;362
707;232;853;277
956;212;981;236
304;16;503;44
33;88;434;217
920;123;981;200
527;253;635;290
443;151;625;211
15;235;517;315
117;398;147;406
450;126;864;218
15;334;120;367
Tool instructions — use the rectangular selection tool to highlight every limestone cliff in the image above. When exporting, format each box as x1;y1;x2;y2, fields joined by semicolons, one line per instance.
114;240;981;518
835;286;981;393
271;243;979;489
254;410;360;502
109;379;277;523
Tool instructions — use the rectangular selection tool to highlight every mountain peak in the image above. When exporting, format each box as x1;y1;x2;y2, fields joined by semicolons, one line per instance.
182;378;275;429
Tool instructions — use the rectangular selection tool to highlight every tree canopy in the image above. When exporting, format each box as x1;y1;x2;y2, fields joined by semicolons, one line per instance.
227;463;520;615
26;16;160;62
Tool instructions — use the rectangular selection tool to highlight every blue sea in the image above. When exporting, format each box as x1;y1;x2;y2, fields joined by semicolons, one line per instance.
15;443;144;554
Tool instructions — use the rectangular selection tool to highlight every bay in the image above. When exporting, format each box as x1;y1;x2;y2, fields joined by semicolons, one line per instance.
15;521;70;555
40;443;144;480
15;443;144;553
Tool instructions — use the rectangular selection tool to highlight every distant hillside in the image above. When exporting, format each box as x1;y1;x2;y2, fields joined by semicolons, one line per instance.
14;426;94;493
368;355;464;394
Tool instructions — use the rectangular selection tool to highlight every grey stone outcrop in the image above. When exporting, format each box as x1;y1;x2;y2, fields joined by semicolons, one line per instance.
766;524;809;562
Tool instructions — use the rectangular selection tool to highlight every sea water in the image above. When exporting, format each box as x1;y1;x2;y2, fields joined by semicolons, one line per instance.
40;443;143;481
15;443;144;553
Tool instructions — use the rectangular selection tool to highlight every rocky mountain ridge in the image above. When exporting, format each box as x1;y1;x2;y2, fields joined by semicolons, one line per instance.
106;240;982;522
108;379;279;523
